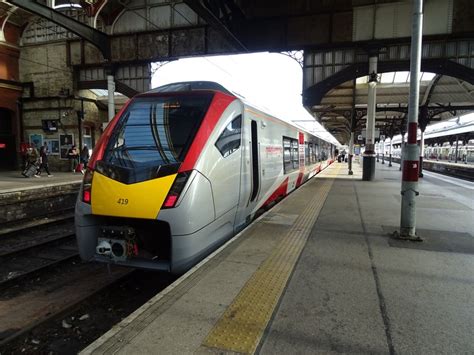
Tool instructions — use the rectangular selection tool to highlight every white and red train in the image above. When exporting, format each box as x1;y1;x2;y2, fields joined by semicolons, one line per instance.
75;81;335;274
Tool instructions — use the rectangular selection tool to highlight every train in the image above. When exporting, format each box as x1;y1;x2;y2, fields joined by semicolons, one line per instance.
383;118;474;164
75;81;336;274
390;140;474;163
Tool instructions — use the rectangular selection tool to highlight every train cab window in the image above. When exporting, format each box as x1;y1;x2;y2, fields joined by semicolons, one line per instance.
215;115;242;158
102;94;213;183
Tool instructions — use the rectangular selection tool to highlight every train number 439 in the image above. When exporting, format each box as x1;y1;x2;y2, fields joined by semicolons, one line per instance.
117;198;129;205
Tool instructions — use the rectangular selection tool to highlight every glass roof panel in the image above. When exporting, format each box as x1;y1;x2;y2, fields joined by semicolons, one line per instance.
380;72;395;83
393;71;410;83
421;72;436;81
355;71;437;86
90;89;123;97
356;76;368;84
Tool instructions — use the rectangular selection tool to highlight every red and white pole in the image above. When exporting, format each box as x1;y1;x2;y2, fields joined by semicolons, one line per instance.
399;0;423;240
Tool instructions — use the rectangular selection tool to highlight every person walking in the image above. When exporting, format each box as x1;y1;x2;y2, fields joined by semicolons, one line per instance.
22;145;40;178
37;143;53;177
67;145;80;173
80;145;90;173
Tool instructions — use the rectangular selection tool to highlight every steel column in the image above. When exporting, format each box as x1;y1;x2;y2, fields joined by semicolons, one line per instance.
454;135;459;163
388;137;393;167
362;56;378;181
348;132;354;175
381;140;385;164
419;130;424;177
398;0;423;241
107;75;115;121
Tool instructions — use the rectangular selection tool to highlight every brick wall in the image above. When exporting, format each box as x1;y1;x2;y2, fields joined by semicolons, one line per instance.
0;182;80;224
20;42;107;171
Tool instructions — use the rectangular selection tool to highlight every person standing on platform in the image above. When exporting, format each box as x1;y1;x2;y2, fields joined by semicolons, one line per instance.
37;143;53;177
68;145;80;173
80;145;90;174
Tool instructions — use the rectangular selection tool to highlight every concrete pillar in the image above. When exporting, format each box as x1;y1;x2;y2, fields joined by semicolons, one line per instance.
107;75;115;122
419;130;424;177
362;55;378;181
398;0;423;241
348;132;354;175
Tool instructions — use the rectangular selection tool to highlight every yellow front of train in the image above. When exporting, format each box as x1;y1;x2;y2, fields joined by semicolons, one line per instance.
75;90;216;271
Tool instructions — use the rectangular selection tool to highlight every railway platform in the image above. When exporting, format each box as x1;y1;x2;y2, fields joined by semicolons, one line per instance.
0;171;82;227
82;161;474;354
0;170;82;194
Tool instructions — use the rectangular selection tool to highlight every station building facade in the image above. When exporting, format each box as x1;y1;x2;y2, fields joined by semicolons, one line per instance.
0;27;112;172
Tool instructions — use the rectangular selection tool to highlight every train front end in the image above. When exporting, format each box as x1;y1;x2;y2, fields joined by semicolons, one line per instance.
75;88;232;273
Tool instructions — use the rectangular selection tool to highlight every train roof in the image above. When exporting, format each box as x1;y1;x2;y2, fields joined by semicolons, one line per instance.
145;81;334;144
147;81;235;96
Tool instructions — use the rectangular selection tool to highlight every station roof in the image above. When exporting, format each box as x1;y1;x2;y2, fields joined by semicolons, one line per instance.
312;72;474;144
1;0;472;147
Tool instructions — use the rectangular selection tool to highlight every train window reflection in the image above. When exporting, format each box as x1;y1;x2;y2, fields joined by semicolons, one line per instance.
215;115;242;158
103;94;213;179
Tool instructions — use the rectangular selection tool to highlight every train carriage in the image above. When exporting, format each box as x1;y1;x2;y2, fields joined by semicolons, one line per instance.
75;81;335;274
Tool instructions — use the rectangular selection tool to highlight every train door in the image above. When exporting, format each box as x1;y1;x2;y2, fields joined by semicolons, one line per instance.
211;114;243;219
234;115;260;230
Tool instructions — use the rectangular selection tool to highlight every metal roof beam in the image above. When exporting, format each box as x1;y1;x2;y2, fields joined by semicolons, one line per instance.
8;0;110;59
184;0;247;51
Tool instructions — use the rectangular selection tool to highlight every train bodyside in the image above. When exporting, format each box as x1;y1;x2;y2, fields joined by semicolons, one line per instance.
75;83;334;274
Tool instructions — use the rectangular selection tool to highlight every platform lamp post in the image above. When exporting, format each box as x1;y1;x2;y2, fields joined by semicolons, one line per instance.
395;0;423;241
388;135;393;167
362;56;378;181
381;135;385;164
348;131;354;175
76;98;85;151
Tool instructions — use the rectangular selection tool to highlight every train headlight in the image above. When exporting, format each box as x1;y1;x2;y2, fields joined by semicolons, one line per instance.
82;168;94;204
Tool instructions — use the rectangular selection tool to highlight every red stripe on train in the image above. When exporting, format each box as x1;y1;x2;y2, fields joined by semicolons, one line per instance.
262;177;289;208
179;92;236;172
296;172;304;186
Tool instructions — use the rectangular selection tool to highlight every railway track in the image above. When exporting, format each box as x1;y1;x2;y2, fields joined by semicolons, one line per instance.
0;215;77;286
0;212;174;354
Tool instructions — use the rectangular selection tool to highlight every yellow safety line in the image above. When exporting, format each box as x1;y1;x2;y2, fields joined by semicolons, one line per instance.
202;165;341;354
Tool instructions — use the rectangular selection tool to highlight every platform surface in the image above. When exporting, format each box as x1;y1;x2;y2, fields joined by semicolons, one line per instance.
0;171;82;194
82;160;474;355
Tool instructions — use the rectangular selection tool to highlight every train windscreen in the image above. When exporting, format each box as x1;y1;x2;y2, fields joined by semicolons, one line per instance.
99;93;213;183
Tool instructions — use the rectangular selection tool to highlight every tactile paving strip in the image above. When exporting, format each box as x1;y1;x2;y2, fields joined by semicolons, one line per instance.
202;166;340;354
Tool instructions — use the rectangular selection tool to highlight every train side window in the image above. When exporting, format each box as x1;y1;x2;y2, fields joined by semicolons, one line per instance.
304;142;311;165
283;137;292;173
283;136;299;173
215;115;242;158
309;143;314;163
291;139;299;169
